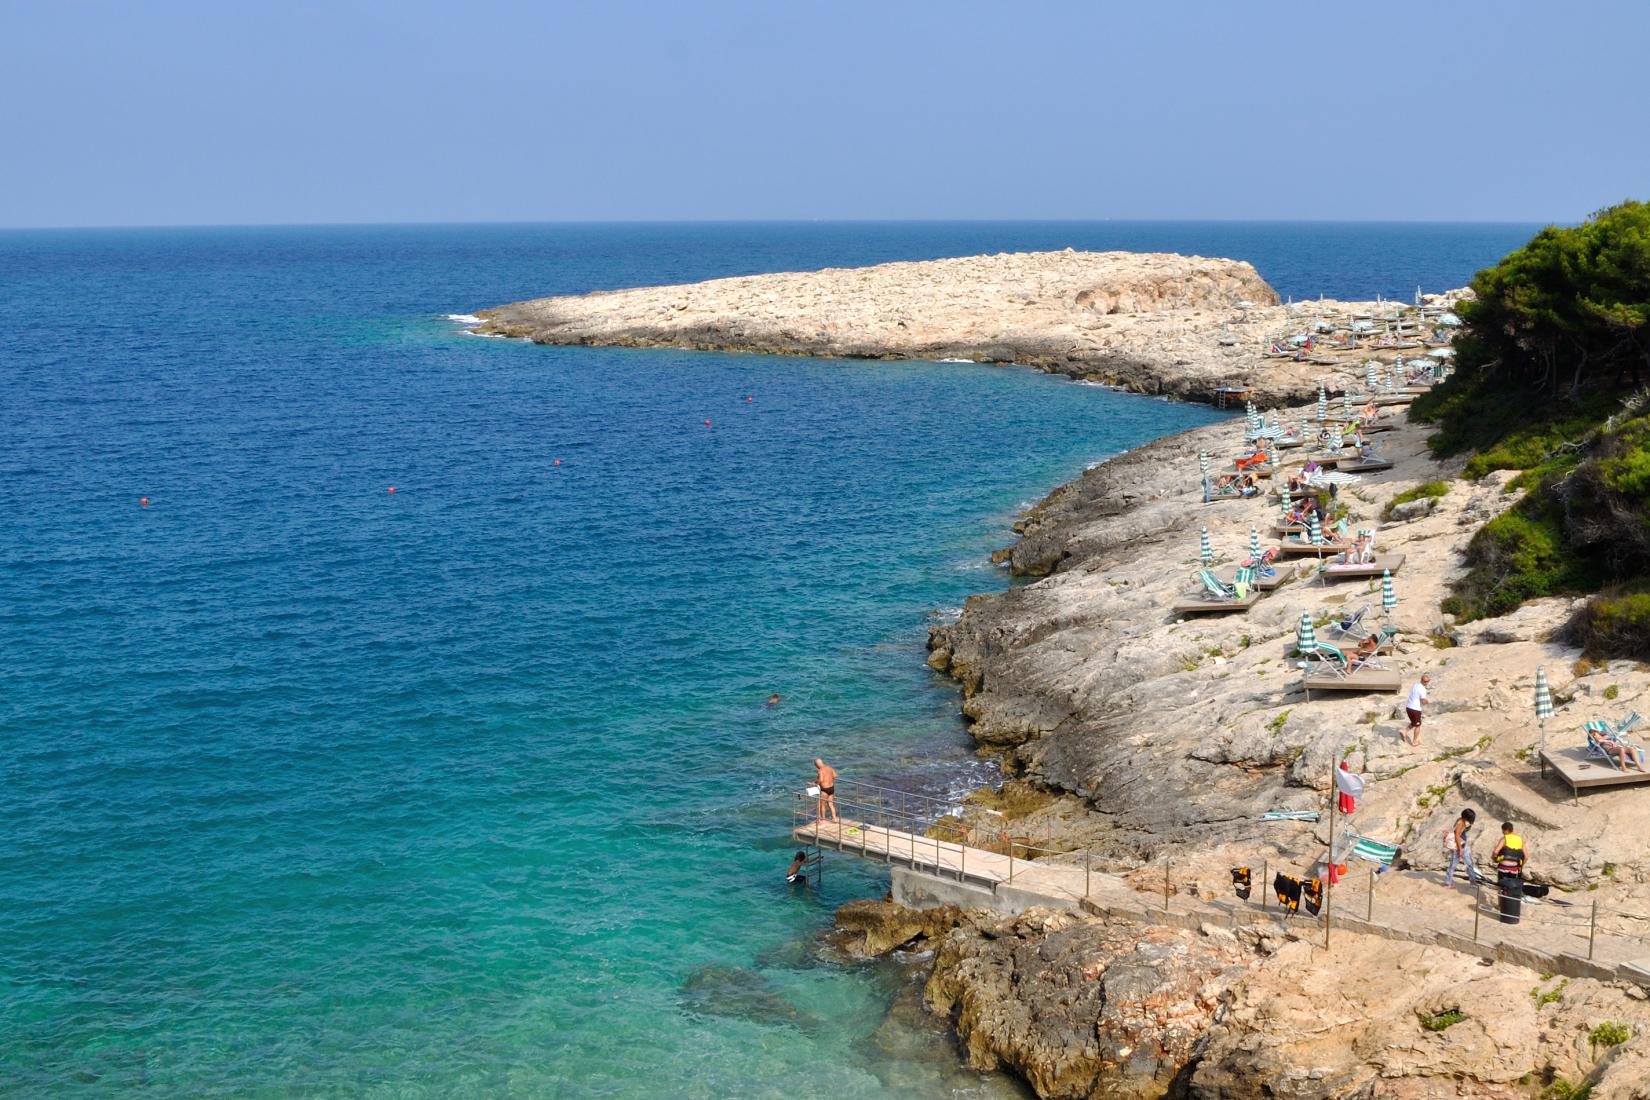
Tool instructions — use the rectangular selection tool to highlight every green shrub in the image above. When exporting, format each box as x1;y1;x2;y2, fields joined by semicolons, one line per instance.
1589;1020;1631;1047
1573;590;1650;660
1421;1009;1464;1031
1604;684;1620;700
1383;480;1450;519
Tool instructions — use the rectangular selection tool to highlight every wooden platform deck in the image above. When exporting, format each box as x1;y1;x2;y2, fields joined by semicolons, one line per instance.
1339;459;1395;474
1320;553;1406;580
1217;564;1289;591
1301;669;1403;697
1276;539;1353;557
1372;395;1415;407
1539;745;1650;801
1172;591;1260;614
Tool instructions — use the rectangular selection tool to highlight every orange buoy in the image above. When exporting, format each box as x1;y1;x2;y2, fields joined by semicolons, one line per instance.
387;486;396;494
139;496;150;507
553;459;562;466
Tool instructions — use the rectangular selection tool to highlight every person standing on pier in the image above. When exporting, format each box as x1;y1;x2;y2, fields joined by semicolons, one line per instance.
813;759;838;825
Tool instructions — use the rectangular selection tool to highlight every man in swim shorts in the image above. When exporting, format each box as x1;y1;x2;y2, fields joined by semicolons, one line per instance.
814;758;838;824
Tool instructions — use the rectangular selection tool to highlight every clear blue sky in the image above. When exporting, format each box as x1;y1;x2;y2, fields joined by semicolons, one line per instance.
3;0;1645;228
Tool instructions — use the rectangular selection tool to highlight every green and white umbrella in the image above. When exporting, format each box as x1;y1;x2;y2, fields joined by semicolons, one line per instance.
1341;392;1355;419
1297;610;1315;654
1199;526;1213;565
1199;450;1209;478
1380;568;1397;614
1317;382;1327;422
1249;526;1262;560
1388;366;1400;392
1280;486;1294;520
1535;666;1554;753
1308;510;1323;545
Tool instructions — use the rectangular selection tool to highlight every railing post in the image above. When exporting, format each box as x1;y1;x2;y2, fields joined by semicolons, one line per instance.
960;841;966;884
1008;847;1014;885
1473;885;1482;943
1367;870;1374;923
1261;860;1268;910
1084;849;1091;900
1588;901;1597;961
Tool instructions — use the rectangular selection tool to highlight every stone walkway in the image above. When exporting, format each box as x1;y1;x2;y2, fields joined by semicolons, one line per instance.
798;818;1650;987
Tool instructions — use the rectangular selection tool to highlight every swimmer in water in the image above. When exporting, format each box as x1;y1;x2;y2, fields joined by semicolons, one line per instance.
766;693;781;707
786;850;807;884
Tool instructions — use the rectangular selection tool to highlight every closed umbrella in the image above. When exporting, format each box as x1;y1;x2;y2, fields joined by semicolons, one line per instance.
1534;666;1554;755
1365;361;1379;392
1308;510;1323;546
1380;568;1397;615
1200;526;1213;565
1199;450;1209;478
1249;526;1262;561
1341;392;1354;420
1317;382;1327;423
1297;610;1315;654
1280;486;1294;521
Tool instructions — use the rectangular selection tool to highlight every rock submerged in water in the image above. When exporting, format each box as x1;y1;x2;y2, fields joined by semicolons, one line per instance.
676;965;821;1034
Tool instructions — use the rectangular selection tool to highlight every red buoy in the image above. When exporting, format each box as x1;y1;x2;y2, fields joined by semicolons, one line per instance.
704;419;712;427
746;396;753;402
387;486;396;494
553;459;562;466
139;496;150;507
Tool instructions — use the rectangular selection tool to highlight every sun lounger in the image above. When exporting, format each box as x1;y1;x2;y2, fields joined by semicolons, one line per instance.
1172;569;1261;614
1584;712;1647;772
1319;553;1406;579
1262;809;1320;822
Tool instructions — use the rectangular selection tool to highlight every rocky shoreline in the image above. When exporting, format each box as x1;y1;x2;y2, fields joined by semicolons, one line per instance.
485;251;1650;1095
860;398;1650;1097
475;249;1423;405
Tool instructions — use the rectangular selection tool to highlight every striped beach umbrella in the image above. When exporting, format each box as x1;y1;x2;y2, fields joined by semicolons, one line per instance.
1341;392;1354;420
1249;526;1262;561
1388;366;1400;392
1297;610;1315;654
1380;568;1397;614
1534;666;1554;753
1199;526;1213;565
1365;361;1379;392
1280;487;1293;521
1308;510;1322;546
1199;450;1209;478
1317;382;1327;422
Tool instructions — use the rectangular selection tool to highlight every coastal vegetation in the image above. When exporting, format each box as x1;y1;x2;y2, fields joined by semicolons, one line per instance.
1412;201;1650;652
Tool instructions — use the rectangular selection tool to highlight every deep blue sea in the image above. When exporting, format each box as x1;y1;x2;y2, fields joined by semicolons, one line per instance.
1;222;1536;1098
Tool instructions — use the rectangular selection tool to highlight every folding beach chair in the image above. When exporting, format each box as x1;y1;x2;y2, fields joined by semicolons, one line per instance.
1584;711;1647;771
1328;605;1371;640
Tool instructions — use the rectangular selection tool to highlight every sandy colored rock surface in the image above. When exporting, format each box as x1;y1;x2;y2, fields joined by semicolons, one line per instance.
475;250;1429;403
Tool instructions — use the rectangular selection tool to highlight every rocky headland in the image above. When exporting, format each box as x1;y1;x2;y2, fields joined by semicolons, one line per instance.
897;398;1650;1096
486;252;1650;1094
475;249;1424;404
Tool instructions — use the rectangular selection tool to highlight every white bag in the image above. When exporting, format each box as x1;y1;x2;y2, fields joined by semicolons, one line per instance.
1443;828;1458;852
805;785;821;797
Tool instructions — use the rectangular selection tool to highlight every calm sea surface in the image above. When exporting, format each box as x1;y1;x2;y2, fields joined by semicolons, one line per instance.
0;222;1535;1098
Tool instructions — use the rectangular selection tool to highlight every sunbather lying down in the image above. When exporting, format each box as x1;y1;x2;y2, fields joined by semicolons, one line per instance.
1350;634;1380;670
1333;534;1376;565
1589;731;1648;771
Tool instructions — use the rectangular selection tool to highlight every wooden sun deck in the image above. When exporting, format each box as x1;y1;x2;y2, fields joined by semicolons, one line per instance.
1339;459;1395;474
1539;745;1650;801
1172;591;1261;614
1371;395;1415;407
1320;552;1406;579
1217;564;1289;591
1276;539;1354;557
1301;669;1403;697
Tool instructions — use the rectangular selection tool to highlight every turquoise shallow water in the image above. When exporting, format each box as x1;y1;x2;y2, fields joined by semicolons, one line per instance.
1;223;1534;1097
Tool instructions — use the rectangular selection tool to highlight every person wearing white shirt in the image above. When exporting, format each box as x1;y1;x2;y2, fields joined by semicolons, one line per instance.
1404;673;1431;746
